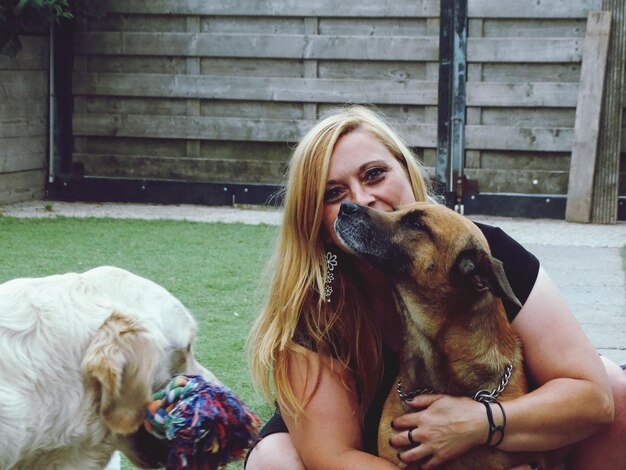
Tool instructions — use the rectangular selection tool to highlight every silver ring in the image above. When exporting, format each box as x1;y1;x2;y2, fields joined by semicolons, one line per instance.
407;427;418;446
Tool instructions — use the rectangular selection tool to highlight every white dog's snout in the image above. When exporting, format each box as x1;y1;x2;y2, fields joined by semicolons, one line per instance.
190;359;221;385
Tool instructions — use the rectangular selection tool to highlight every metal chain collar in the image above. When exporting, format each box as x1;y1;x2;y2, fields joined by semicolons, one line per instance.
396;363;513;404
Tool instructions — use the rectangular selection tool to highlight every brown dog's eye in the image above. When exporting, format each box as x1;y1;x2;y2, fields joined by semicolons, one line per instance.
401;211;426;230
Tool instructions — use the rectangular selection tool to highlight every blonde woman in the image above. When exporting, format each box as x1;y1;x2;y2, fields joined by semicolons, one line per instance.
245;106;626;469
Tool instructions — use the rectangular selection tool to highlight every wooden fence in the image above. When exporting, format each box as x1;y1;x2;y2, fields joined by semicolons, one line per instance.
1;0;621;212
0;34;49;204
69;0;626;201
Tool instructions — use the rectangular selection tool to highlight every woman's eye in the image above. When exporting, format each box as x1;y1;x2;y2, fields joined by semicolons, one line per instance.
364;167;386;181
324;187;343;202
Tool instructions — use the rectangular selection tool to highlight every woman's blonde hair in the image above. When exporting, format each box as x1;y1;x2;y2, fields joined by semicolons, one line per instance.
247;105;431;419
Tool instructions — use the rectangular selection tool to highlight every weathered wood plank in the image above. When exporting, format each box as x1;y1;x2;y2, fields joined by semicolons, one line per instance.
73;114;314;142
0;137;46;172
72;73;439;105
319;61;426;80
0;117;47;138
467;38;583;63
72;113;437;147
0;101;48;120
482;19;587;38
74;153;287;183
480;151;571;171
74;32;584;63
200;16;306;35
100;0;598;19
72;113;576;152
86;13;187;33
0;169;46;205
0;35;48;71
74;32;439;61
86;56;187;74
481;63;581;83
100;0;440;17
319;18;428;36
469;0;601;19
481;108;576;127
465;168;569;194
199;101;308;120
83;136;186;157
0;71;48;101
74;96;188;116
465;125;574;152
199;58;303;78
73;72;581;108
566;11;611;223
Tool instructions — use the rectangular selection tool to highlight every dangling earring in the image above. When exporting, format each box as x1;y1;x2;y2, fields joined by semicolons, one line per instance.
324;251;338;303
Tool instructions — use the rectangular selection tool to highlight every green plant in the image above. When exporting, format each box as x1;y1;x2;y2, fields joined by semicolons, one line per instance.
1;0;70;56
0;0;103;57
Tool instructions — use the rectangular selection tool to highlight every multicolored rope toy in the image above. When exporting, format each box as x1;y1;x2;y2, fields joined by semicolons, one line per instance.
144;374;261;470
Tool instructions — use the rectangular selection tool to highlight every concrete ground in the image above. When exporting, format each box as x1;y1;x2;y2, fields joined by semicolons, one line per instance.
3;200;626;363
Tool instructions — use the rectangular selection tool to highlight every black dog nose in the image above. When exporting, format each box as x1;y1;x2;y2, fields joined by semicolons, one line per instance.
339;200;360;215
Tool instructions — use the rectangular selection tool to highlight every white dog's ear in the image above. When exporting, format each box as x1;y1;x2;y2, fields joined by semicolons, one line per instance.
82;311;164;435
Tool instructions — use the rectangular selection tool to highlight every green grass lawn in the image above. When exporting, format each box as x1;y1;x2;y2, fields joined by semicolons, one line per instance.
0;215;279;468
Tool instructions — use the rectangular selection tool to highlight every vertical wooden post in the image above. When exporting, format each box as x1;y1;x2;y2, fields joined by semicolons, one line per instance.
565;11;611;223
592;0;625;224
303;18;319;120
465;19;484;175
186;16;201;159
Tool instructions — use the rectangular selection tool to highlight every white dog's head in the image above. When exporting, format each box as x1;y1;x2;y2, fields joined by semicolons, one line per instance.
83;310;212;466
78;267;217;467
0;266;218;468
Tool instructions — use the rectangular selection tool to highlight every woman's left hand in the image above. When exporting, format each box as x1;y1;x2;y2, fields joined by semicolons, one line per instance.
390;394;487;469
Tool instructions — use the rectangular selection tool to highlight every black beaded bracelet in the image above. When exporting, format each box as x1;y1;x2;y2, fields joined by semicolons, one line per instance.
482;400;506;446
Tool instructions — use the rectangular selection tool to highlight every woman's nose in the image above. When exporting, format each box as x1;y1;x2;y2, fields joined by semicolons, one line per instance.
351;186;376;207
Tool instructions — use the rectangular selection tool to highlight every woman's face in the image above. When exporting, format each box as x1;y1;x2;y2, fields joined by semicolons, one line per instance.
322;129;416;249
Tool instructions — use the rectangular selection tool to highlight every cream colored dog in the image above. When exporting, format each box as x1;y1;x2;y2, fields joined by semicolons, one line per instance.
0;266;217;469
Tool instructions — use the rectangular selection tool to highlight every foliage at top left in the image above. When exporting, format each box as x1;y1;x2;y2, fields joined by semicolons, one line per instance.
0;0;103;57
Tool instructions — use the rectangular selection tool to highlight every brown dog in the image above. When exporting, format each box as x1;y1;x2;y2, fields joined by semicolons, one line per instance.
334;201;544;469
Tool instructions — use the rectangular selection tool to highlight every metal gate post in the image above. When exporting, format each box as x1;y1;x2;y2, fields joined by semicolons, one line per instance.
436;0;468;213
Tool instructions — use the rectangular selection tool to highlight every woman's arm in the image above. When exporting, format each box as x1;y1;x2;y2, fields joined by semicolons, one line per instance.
282;348;398;470
499;267;614;449
391;267;614;468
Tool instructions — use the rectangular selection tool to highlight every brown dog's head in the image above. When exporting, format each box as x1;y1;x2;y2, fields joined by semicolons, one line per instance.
334;201;520;330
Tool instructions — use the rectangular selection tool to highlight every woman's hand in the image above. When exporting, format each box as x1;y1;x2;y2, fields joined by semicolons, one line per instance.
390;394;487;469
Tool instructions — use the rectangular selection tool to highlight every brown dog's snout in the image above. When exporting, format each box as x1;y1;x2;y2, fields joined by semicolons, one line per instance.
339;200;360;216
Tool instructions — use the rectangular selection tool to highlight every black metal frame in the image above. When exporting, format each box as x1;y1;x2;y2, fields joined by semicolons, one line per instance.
46;178;626;220
436;0;468;210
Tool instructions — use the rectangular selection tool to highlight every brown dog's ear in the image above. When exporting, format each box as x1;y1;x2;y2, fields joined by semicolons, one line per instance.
455;249;522;308
82;311;165;435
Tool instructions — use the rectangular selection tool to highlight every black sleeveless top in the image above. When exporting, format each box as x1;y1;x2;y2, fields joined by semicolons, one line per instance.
257;222;540;455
